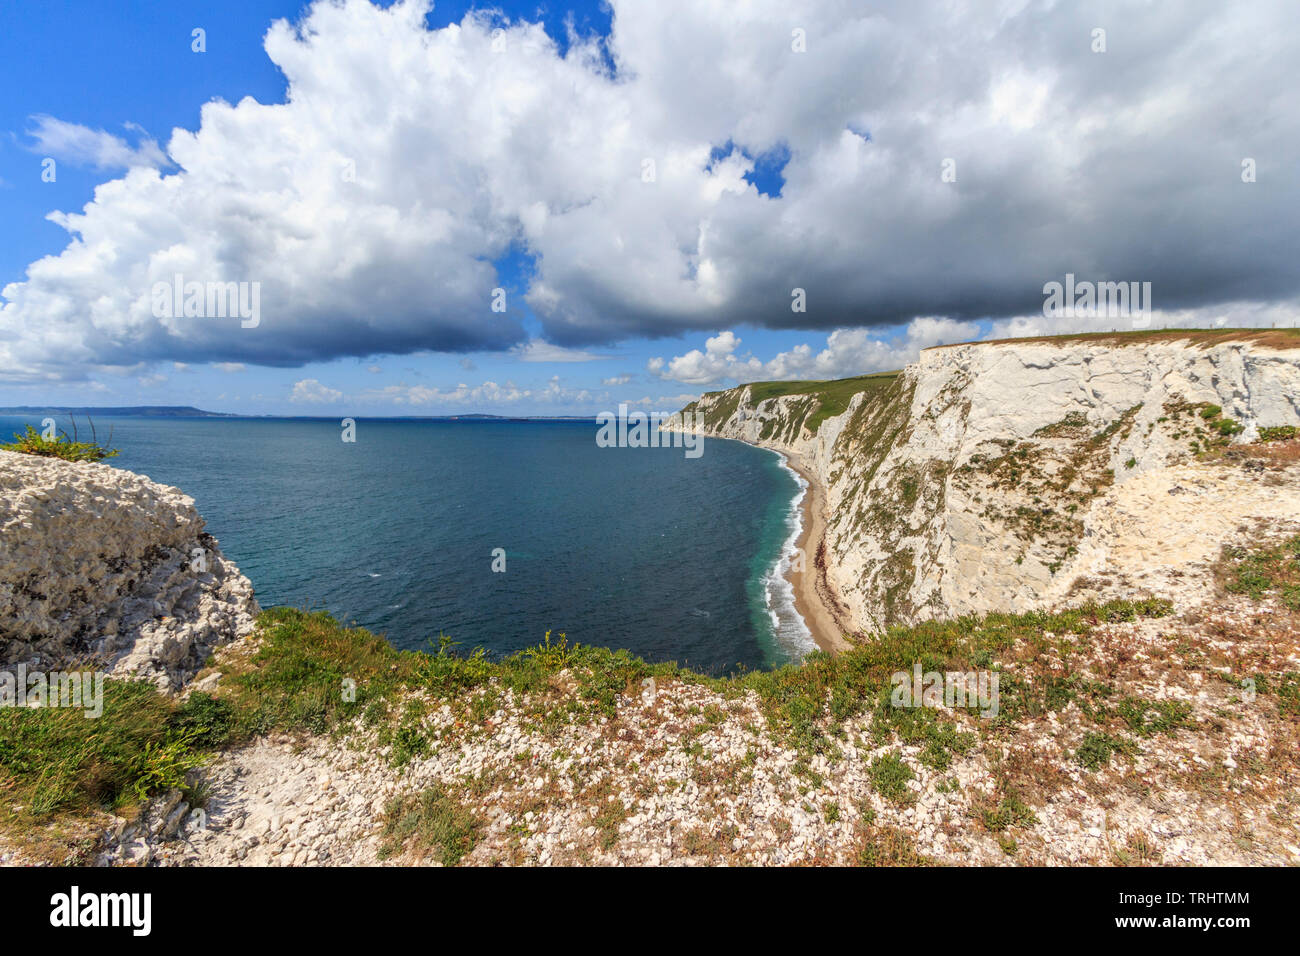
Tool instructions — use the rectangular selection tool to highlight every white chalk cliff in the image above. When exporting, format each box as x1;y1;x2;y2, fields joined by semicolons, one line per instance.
0;450;258;689
666;334;1300;636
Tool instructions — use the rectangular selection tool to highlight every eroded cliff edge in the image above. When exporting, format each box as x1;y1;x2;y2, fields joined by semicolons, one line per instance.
0;450;258;689
665;331;1300;637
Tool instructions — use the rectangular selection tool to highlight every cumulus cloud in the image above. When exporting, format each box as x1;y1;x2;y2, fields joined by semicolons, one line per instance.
359;374;593;407
215;362;246;373
985;299;1300;341
650;319;978;387
761;319;981;381
653;300;1300;389
2;0;1297;384
24;115;169;171
647;331;761;386
290;378;343;403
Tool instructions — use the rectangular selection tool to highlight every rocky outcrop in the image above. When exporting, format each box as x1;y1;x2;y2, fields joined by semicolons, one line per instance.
666;334;1300;635
0;450;258;689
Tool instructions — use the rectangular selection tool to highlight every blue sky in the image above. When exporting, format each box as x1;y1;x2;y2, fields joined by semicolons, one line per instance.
0;0;716;415
0;1;1293;414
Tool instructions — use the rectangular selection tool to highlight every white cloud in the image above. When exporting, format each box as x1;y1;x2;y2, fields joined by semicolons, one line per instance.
24;115;169;171
360;374;593;408
510;340;603;362
985;299;1300;340
290;378;343;403
650;319;979;387
651;302;1300;390
602;373;633;386
627;392;701;408
214;362;246;373
762;318;980;381
1;0;1297;385
647;331;762;386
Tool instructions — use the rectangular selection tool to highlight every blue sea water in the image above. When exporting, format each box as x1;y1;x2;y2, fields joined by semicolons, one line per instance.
0;415;813;674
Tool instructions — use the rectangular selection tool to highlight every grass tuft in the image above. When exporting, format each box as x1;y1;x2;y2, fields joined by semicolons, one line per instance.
378;787;480;865
1218;535;1300;610
2;422;118;463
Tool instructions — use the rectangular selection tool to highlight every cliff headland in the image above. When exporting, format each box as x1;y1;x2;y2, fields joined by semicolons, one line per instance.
3;330;1299;867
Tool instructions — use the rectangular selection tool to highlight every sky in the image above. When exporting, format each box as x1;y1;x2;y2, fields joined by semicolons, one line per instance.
0;0;1296;416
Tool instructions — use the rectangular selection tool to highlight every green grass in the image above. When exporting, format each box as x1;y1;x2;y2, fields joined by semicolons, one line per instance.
1;423;118;463
1175;400;1245;451
378;787;481;865
1115;697;1193;737
0;679;200;825
0;596;1173;860
981;791;1037;832
593;798;629;850
1074;731;1133;771
867;751;915;804
745;372;899;435
1219;535;1300;610
210;609;690;746
734;597;1171;755
691;371;900;436
1278;674;1300;718
1258;426;1298;443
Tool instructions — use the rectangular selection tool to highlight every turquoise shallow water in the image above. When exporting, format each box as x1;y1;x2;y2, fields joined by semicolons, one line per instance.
0;415;811;674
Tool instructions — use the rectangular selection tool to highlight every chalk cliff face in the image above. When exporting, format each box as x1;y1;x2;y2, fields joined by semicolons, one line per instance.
0;450;258;689
666;335;1300;636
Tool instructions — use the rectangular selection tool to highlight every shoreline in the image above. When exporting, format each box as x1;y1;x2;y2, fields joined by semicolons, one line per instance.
664;423;854;657
777;452;852;655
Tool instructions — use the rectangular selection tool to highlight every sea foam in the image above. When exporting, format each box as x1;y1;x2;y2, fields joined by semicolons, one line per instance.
763;451;815;657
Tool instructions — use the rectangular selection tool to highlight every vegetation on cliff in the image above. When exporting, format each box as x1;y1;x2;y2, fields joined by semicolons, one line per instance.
13;575;1296;864
2;420;118;463
682;371;899;437
925;327;1300;351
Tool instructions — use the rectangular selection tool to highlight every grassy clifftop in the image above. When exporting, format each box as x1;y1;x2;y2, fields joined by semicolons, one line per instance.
682;371;900;436
925;327;1300;351
7;524;1298;866
679;328;1300;439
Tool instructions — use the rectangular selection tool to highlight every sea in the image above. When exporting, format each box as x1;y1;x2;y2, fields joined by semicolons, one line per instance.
0;414;813;675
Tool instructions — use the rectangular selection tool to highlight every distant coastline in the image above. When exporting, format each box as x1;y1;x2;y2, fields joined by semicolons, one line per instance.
0;405;237;418
0;405;598;423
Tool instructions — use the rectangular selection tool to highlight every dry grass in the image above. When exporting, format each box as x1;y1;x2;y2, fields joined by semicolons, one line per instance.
925;328;1300;352
1207;438;1300;471
854;824;936;866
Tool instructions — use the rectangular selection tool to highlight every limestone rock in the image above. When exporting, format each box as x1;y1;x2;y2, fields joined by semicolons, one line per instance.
665;336;1300;634
0;450;258;688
